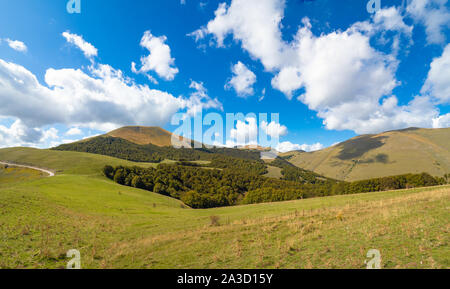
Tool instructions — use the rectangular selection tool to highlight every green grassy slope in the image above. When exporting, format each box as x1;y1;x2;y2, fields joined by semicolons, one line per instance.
282;128;450;181
0;166;45;185
0;147;158;175
0;147;448;269
264;165;283;179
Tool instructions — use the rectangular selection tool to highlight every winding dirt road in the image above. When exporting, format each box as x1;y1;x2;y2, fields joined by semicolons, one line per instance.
0;161;55;177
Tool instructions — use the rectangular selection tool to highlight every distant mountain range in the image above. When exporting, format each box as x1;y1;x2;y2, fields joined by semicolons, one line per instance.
57;126;449;181
106;126;270;151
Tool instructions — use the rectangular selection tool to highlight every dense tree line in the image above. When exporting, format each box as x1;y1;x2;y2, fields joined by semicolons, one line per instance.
104;164;446;208
207;155;268;175
202;147;262;161
54;136;207;162
103;164;326;208
331;173;445;195
270;158;336;184
245;172;446;204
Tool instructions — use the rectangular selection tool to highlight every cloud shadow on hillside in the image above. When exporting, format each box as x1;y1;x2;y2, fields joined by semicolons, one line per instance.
337;136;388;160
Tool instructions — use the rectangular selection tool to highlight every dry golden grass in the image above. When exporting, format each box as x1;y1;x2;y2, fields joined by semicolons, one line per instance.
264;165;283;179
107;126;195;147
283;127;450;181
101;186;449;269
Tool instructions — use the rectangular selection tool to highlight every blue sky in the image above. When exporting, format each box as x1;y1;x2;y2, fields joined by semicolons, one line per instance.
0;0;449;151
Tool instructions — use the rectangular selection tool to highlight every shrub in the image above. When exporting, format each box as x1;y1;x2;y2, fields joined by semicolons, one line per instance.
103;165;114;179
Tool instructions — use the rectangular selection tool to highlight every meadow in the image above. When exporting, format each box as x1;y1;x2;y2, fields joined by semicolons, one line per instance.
0;165;46;185
0;148;448;269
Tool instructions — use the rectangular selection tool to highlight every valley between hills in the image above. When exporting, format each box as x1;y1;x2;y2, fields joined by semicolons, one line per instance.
0;126;448;268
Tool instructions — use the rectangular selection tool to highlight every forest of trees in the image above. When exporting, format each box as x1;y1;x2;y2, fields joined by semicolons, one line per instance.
54;136;263;163
104;164;267;208
104;164;446;208
207;155;268;175
244;172;446;204
54;136;205;162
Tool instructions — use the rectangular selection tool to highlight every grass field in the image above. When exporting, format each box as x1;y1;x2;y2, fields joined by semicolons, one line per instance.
0;147;160;175
264;165;283;179
0;148;448;269
0;166;45;185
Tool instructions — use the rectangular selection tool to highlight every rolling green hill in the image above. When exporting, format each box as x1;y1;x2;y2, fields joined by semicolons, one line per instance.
0;147;448;268
281;128;450;181
0;147;159;175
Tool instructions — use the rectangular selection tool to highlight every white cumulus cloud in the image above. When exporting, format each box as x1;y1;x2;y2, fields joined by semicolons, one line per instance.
229;117;259;146
407;0;450;45
62;31;98;58
261;120;287;138
225;61;256;97
0;119;59;148
193;2;449;134
185;80;222;116
132;31;179;81
5;39;27;52
422;43;450;104
189;0;291;71
275;141;324;153
433;113;450;128
66;127;82;136
373;6;414;36
225;117;288;148
0;56;220;147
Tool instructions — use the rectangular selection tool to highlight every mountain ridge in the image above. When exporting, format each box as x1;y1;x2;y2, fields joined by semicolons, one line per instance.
58;125;449;181
107;126;191;147
281;127;450;181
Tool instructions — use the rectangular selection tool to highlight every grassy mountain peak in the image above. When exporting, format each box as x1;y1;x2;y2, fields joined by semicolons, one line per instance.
107;126;182;147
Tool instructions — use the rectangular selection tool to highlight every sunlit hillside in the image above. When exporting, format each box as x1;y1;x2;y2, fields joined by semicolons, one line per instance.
281;128;450;181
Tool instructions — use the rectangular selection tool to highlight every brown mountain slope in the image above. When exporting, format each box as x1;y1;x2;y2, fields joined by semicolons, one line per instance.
281;127;450;181
107;126;269;150
107;126;192;147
